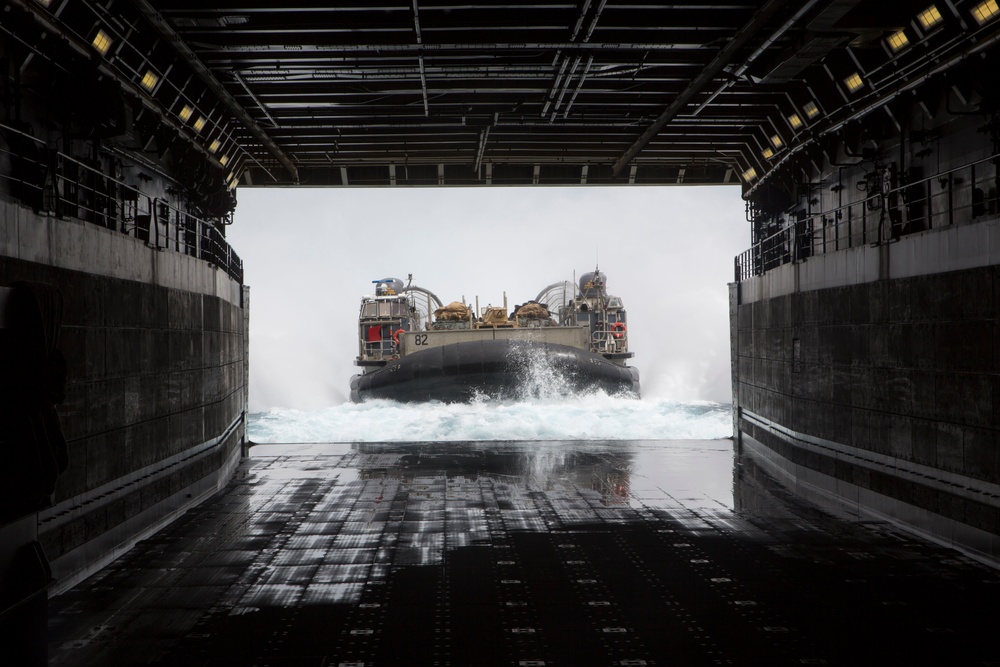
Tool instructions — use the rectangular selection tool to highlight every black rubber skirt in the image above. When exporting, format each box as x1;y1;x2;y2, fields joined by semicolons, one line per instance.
350;339;640;403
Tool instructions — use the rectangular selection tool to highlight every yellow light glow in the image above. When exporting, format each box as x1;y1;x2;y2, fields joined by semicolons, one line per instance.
887;29;910;52
91;29;112;57
219;155;229;166
762;147;774;160
179;105;194;122
804;101;820;119
209;139;221;153
140;70;158;92
971;0;999;24
770;134;784;149
788;113;803;130
193;116;207;132
917;5;943;30
844;72;864;93
743;167;757;181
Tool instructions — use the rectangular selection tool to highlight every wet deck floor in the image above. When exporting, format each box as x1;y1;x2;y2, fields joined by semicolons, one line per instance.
49;439;1000;666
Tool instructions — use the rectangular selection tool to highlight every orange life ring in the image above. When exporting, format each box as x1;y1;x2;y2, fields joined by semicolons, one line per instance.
391;328;406;345
610;322;627;339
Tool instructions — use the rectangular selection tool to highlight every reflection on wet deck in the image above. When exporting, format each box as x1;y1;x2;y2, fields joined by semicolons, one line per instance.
50;440;1000;666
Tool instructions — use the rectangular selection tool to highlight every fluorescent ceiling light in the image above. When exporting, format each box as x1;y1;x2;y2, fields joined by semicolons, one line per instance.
140;70;158;92
917;5;943;30
762;147;774;160
770;134;784;149
787;113;803;130
179;105;194;122
886;29;910;52
971;0;999;24
803;101;820;119
91;29;112;57
742;167;757;181
209;139;221;153
844;72;864;93
193;116;207;132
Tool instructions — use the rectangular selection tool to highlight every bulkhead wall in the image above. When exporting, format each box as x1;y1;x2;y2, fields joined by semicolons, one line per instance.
0;198;247;594
732;223;1000;563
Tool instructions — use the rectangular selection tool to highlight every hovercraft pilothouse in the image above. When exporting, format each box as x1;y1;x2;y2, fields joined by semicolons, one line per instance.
552;270;633;363
354;277;439;369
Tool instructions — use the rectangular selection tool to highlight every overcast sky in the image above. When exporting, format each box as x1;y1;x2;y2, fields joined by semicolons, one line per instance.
227;185;748;412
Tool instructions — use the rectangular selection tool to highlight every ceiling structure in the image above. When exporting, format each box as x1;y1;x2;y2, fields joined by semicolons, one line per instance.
6;0;1000;189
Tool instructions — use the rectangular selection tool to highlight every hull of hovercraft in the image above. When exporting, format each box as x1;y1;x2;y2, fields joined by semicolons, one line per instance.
350;339;639;403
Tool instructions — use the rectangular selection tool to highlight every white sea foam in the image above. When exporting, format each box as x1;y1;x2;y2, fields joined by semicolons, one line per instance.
248;394;732;443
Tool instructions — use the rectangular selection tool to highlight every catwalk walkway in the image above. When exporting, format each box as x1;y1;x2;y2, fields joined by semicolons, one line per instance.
49;439;1000;666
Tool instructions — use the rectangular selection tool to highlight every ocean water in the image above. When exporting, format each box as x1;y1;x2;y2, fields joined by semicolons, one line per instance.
247;393;732;443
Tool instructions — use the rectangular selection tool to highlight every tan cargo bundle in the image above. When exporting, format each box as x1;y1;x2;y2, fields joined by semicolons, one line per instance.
514;302;549;319
434;301;472;321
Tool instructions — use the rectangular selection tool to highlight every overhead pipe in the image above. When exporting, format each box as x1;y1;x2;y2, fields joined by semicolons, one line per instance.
691;0;825;116
612;0;792;177
541;0;593;117
546;0;607;121
412;0;430;117
232;70;280;129
563;55;595;119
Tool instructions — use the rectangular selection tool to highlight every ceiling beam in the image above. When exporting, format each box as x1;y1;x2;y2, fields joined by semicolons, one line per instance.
611;0;792;177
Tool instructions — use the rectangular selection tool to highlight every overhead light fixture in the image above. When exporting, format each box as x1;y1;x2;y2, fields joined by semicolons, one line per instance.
971;0;999;24
193;116;207;133
886;29;910;52
844;72;865;93
803;101;820;119
179;104;194;122
762;147;775;160
770;134;784;149
743;167;757;181
140;70;158;92
209;139;221;153
91;29;112;57
917;5;943;30
787;113;803;130
34;0;54;8
219;155;229;166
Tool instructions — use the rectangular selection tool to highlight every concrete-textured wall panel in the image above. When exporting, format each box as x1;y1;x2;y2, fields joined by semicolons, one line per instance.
888;279;912;321
933;422;964;474
848;284;869;324
851;408;871;450
167;408;206;458
204;295;222;331
167;330;203;372
909;323;936;370
889;414;913;460
869;325;891;367
849;326;870;366
866;411;892;456
167;289;202;331
962;426;997;482
936;321;993;373
934;371;992;427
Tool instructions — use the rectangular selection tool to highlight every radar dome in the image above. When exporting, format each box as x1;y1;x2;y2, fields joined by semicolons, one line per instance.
579;271;606;297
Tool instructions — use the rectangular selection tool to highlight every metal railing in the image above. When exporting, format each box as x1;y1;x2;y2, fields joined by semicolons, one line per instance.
0;123;243;285
735;153;999;283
